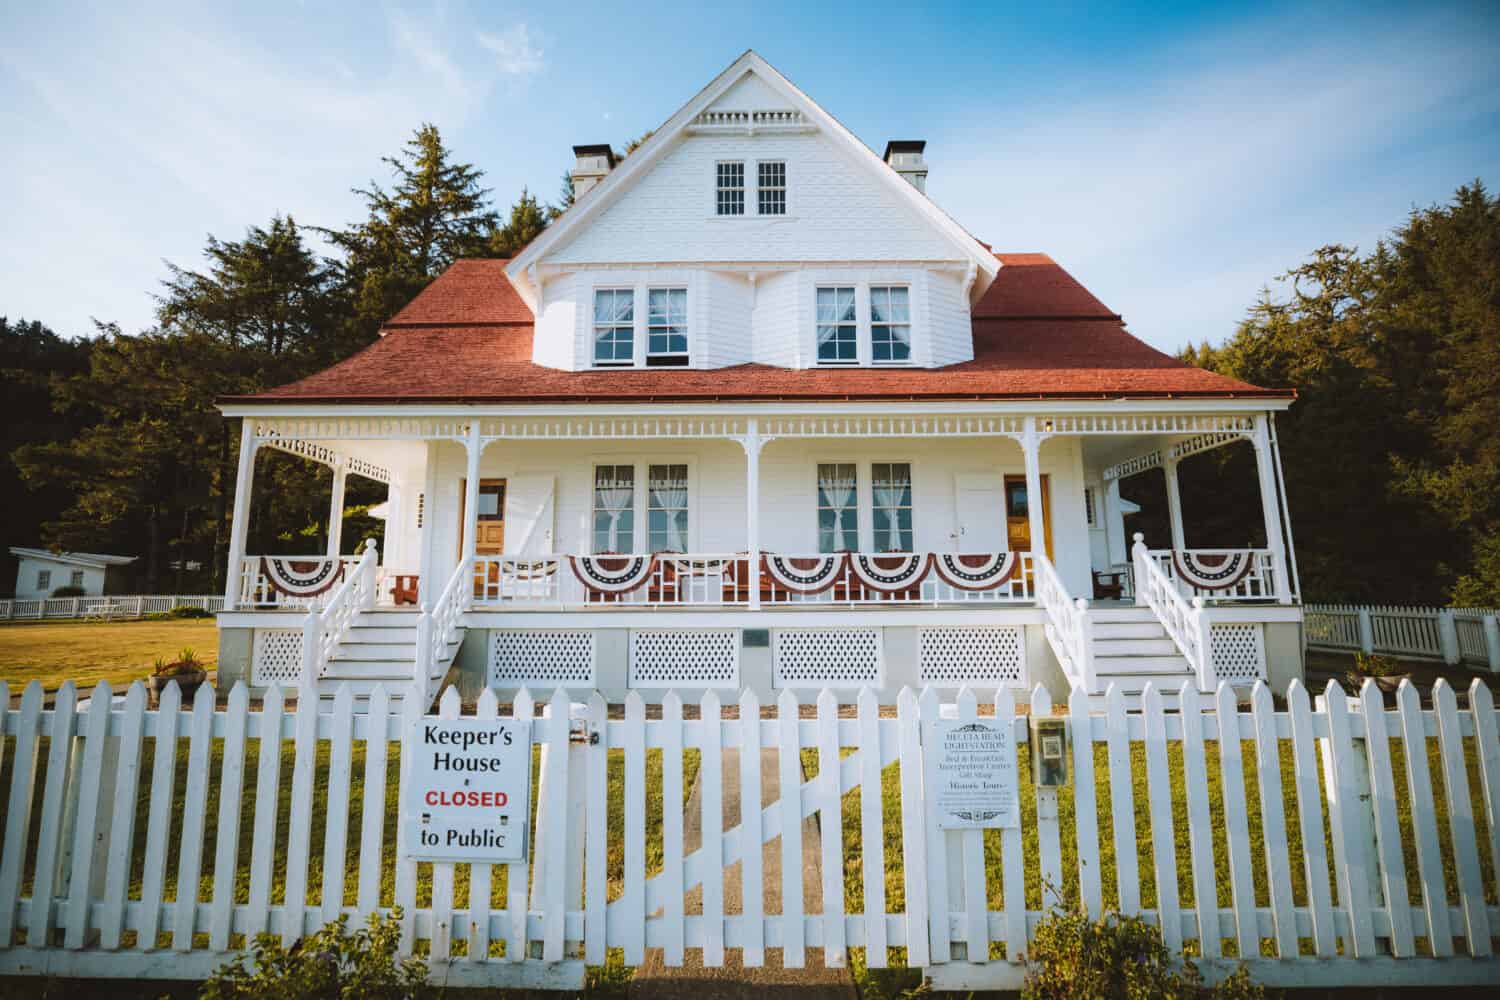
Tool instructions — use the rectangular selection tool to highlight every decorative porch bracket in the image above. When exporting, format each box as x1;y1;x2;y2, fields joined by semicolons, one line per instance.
1101;425;1254;482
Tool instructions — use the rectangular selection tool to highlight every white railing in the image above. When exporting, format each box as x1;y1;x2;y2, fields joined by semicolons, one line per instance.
470;551;1035;609
237;554;362;609
0;595;224;621
6;675;1499;989
1147;548;1284;602
415;556;472;707
307;541;379;683
1033;552;1093;690
1306;603;1500;670
1134;538;1211;689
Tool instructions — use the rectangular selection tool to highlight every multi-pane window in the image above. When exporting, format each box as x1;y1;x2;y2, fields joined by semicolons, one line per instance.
36;570;50;590
716;161;745;216
758;161;786;215
592;465;636;553
817;463;859;553
870;286;911;363
815;286;858;365
70;570;85;588
647;288;688;366
647;464;690;552
593;289;634;366
871;462;914;552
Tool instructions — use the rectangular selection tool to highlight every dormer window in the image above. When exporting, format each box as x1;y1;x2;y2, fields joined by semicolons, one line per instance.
815;286;858;365
870;286;911;364
593;289;634;366
647;288;689;366
758;161;786;215
716;162;745;216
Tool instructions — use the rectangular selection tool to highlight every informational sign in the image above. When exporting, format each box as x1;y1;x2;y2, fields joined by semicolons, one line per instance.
928;718;1020;829
402;718;533;863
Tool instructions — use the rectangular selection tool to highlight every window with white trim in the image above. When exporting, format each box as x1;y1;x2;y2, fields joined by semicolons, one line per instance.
815;286;858;365
647;464;690;552
592;465;635;553
646;288;688;367
716;161;744;216
870;286;911;364
70;570;85;588
36;570;51;590
871;462;914;552
758;161;786;215
817;463;859;553
592;289;634;367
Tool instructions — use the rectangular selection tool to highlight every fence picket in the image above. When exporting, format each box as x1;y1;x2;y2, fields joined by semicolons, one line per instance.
281;687;319;946
581;691;607;965
138;681;180;949
1068;685;1102;920
319;685;354;930
394;692;422;954
700;690;725;968
0;681;41;947
430;687;461;961
995;689;1025;963
209;683;250;952
895;687;930;969
63;681;112;949
619;691;645;966
356;686;390;917
1213;683;1257;958
917;686;950;963
1320;680;1377;958
1140;684;1181;953
246;686;284;939
100;681;147;950
1468;681;1500;886
540;687;573;964
739;688;765;967
1177;679;1220;958
777;688;805;968
29;681;78;949
1433;679;1492;955
469;688;501;963
1357;679;1415;956
1394;680;1452;954
955;687;987;962
507;689;536;963
1285;680;1336;956
1030;687;1062;909
857;687;888;966
1104;684;1139;915
1249;681;1296;958
171;684;215;951
816;689;846;967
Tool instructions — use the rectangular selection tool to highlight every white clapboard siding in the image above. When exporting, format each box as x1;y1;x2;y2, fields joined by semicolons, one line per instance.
0;677;1498;992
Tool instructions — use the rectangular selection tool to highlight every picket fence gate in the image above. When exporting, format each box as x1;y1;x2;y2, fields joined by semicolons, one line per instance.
1;676;1499;990
1306;603;1500;670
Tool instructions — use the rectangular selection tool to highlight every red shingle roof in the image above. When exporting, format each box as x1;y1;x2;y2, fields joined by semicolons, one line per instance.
228;254;1291;404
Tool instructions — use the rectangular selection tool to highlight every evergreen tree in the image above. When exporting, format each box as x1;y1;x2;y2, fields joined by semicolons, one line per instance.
487;188;550;256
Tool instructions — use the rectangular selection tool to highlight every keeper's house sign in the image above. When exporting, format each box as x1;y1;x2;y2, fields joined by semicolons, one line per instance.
927;718;1020;829
403;719;533;862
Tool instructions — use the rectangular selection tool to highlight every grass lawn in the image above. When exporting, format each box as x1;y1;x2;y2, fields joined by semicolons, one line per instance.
0;619;219;694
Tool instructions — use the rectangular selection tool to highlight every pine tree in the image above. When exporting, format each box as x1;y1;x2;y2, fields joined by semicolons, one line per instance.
487;188;550;257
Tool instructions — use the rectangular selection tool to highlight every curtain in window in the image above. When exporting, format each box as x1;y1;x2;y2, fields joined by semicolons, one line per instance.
594;472;635;552
818;465;858;552
872;465;912;551
648;466;689;552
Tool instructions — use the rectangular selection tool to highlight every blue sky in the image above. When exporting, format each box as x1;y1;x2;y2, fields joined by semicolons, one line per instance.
3;0;1497;353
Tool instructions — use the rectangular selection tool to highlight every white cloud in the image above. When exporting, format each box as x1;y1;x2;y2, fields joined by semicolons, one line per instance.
478;23;544;77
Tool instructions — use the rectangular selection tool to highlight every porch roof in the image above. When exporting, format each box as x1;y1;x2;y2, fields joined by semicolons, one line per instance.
223;255;1294;406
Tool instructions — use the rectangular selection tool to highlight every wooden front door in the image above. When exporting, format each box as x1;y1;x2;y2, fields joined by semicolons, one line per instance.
460;478;507;555
1003;474;1052;558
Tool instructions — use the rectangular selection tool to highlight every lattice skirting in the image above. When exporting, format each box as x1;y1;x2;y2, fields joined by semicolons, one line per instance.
251;628;303;686
629;630;739;688
918;626;1025;686
489;629;597;688
1210;623;1266;682
773;628;883;687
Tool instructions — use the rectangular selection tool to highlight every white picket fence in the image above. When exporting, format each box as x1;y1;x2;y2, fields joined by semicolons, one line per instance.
1;676;1499;989
1306;604;1500;670
0;595;224;621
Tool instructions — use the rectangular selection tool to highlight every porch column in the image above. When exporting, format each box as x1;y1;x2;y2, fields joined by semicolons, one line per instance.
326;460;347;559
461;422;483;565
417;440;440;603
1163;458;1186;551
742;419;763;610
1251;414;1292;603
1103;478;1127;567
223;420;257;610
1021;417;1047;561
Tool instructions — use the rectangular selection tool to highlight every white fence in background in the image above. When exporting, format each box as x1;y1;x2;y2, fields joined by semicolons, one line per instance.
0;595;223;621
2;676;1499;990
1307;604;1500;671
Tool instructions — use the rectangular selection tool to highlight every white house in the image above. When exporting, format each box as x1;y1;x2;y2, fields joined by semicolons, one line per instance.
9;547;136;599
215;52;1302;708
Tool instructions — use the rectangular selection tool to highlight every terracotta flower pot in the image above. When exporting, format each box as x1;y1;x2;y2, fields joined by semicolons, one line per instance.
151;668;208;704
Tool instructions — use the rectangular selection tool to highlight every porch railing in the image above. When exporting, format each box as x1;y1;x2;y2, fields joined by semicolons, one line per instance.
237;554;364;609
468;550;1036;608
1134;537;1211;688
305;541;379;683
1146;547;1286;602
1034;552;1094;689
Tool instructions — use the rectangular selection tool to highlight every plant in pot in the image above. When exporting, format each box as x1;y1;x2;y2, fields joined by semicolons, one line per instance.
151;646;209;702
1345;650;1408;696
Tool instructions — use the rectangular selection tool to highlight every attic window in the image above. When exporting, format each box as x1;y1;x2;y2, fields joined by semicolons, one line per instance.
647;288;689;366
593;289;635;366
758;161;786;215
815;287;858;365
716;162;744;215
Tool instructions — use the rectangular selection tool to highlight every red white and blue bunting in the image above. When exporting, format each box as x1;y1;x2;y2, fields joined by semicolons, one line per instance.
931;552;1020;591
762;554;844;594
848;553;929;593
1172;550;1254;591
570;555;657;595
260;557;345;598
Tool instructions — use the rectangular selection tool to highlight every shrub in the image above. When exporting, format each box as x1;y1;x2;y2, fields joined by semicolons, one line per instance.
201;910;431;1000
1021;903;1265;1000
170;604;213;618
50;585;86;597
152;647;205;677
1350;651;1402;677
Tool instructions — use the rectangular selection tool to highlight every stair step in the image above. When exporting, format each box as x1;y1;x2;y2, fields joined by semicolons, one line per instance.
1088;606;1159;623
354;610;424;625
331;642;417;660
1093;622;1166;640
1094;654;1192;674
346;626;419;643
1094;637;1179;656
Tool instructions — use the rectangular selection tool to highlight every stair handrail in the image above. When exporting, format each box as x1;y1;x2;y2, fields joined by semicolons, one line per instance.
1132;534;1212;688
1033;551;1095;691
304;539;379;687
415;555;472;706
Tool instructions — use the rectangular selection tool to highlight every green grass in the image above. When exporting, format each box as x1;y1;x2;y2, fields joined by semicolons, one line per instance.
0;619;219;694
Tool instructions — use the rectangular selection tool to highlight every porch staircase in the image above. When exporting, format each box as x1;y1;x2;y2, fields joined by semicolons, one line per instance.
318;608;464;708
1089;605;1195;697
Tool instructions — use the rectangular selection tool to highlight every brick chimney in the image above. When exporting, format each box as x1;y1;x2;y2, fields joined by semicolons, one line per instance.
883;140;928;193
571;144;618;199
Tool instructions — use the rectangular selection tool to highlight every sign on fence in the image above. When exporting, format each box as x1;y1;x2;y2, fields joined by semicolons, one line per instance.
403;718;533;863
928;718;1019;828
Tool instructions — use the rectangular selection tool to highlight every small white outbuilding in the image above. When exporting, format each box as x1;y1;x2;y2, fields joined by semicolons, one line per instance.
8;547;136;599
